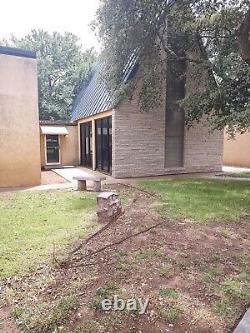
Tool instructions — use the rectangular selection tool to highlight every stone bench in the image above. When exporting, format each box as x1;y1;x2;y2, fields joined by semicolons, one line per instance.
73;175;106;192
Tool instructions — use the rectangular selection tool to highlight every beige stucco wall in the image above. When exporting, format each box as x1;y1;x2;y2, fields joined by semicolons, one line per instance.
0;53;41;187
40;125;79;168
224;131;250;167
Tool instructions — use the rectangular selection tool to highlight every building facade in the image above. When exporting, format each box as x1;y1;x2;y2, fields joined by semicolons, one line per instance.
71;63;223;178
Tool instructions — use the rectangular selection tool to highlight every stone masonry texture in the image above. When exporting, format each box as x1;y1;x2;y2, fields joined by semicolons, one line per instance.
112;72;223;178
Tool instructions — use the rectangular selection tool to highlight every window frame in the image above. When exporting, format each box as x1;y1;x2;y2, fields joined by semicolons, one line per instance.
44;134;61;166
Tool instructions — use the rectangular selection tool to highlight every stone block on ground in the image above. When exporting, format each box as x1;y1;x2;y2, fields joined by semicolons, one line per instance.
97;192;122;223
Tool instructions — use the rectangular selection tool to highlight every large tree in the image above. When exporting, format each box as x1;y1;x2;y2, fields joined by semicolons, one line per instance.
94;0;250;134
5;30;96;120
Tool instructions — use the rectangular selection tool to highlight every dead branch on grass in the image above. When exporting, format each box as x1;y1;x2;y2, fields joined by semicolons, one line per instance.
61;185;160;268
69;211;125;255
116;182;160;198
68;184;154;257
72;222;163;264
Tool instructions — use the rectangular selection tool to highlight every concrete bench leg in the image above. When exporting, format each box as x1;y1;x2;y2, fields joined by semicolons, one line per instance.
92;180;101;192
77;180;87;191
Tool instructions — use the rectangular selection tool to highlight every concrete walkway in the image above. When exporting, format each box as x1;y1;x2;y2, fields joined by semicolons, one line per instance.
223;166;250;173
234;308;250;333
2;166;249;194
53;168;89;184
52;167;113;184
0;182;73;193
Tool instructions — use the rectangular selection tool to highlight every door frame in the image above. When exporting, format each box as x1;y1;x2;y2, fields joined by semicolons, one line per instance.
80;121;92;168
44;134;61;166
77;110;113;171
95;116;112;174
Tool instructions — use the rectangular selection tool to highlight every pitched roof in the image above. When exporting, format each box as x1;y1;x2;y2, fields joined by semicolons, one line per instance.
71;63;113;122
71;52;139;122
0;46;36;59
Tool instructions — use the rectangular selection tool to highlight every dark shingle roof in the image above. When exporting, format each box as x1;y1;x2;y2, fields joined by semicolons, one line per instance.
71;63;113;122
71;52;139;122
0;46;36;59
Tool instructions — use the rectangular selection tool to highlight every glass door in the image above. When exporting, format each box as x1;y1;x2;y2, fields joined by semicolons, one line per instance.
46;135;60;164
80;122;92;168
95;116;112;174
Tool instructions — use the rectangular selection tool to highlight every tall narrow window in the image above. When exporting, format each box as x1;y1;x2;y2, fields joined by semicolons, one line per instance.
165;105;184;168
95;116;112;174
80;122;92;168
165;61;185;168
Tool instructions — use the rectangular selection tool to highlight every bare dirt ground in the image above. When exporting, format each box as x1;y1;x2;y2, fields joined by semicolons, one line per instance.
0;184;249;333
41;171;68;185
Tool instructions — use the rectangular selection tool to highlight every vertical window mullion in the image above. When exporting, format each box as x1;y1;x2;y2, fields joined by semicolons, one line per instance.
107;117;110;172
101;119;104;170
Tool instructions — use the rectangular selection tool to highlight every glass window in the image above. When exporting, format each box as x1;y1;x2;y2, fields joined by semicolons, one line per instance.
95;116;112;173
46;135;59;164
165;70;185;167
80;122;92;167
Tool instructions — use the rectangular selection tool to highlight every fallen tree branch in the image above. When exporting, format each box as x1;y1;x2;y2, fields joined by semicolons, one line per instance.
74;222;163;263
69;211;124;255
116;182;160;198
61;185;160;268
70;182;158;255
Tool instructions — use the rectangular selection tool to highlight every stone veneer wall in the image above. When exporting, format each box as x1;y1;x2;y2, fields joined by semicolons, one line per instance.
112;55;224;179
112;98;223;179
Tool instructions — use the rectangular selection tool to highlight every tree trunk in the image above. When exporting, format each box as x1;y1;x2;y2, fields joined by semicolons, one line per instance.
238;6;250;65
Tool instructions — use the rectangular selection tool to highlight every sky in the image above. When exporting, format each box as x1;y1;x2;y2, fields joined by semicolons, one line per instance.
0;0;101;51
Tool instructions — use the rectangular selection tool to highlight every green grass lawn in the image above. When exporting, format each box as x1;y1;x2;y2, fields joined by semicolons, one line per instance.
1;181;250;332
224;172;250;178
140;178;250;221
0;190;96;280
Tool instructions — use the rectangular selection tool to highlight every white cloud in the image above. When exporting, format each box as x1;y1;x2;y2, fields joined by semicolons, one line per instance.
0;0;101;51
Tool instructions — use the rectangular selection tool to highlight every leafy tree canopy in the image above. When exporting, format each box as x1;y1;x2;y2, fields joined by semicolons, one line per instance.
3;30;96;120
94;0;250;134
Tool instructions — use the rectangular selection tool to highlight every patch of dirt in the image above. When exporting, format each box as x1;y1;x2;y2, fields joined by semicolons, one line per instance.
41;171;68;185
1;184;250;333
0;307;20;333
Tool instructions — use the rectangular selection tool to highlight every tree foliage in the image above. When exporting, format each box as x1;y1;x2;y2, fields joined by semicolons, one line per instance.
4;30;96;120
94;0;250;134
